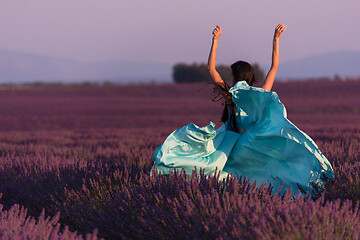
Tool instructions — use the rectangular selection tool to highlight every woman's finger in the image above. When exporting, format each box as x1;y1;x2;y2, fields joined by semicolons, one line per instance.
276;24;286;34
214;25;221;33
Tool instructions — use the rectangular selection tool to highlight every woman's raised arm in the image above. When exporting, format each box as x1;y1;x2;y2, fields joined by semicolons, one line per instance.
207;26;232;103
262;23;286;91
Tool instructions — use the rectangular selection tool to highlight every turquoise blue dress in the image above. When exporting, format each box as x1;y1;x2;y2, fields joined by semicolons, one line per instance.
152;81;334;196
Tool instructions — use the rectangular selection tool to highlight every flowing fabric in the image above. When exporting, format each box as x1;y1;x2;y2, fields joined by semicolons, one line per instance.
152;81;334;196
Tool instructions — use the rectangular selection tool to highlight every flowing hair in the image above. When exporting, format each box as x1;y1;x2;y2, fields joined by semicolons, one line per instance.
212;61;255;132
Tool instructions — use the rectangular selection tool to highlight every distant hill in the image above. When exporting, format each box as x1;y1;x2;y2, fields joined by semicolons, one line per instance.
276;51;360;79
0;50;172;84
1;49;359;84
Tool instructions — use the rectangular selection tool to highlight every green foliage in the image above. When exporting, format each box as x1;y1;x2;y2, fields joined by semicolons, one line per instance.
172;63;209;83
253;63;265;83
173;62;265;84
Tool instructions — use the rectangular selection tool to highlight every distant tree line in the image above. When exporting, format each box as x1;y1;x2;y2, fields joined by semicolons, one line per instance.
173;63;265;84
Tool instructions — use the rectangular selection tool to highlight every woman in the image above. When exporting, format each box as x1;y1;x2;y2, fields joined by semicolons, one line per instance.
152;24;334;197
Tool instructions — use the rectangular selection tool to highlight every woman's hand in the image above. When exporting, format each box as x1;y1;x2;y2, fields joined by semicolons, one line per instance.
208;25;231;102
212;25;222;40
263;23;286;91
274;23;286;40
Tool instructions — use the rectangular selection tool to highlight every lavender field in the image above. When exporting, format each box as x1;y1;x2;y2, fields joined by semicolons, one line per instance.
0;80;360;239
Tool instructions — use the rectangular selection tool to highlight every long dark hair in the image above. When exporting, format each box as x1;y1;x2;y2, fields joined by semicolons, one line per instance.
219;61;255;132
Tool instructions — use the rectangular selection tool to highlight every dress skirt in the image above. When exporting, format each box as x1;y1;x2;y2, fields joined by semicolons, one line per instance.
152;81;334;196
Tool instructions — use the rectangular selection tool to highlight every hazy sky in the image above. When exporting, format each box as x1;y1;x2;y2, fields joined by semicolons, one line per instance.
0;0;359;66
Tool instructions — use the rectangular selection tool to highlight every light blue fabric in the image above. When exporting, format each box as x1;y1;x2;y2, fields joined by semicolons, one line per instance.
152;81;334;196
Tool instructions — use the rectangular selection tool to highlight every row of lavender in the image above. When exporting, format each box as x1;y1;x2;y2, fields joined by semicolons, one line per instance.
0;80;359;239
0;125;359;239
0;80;359;132
0;198;99;239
